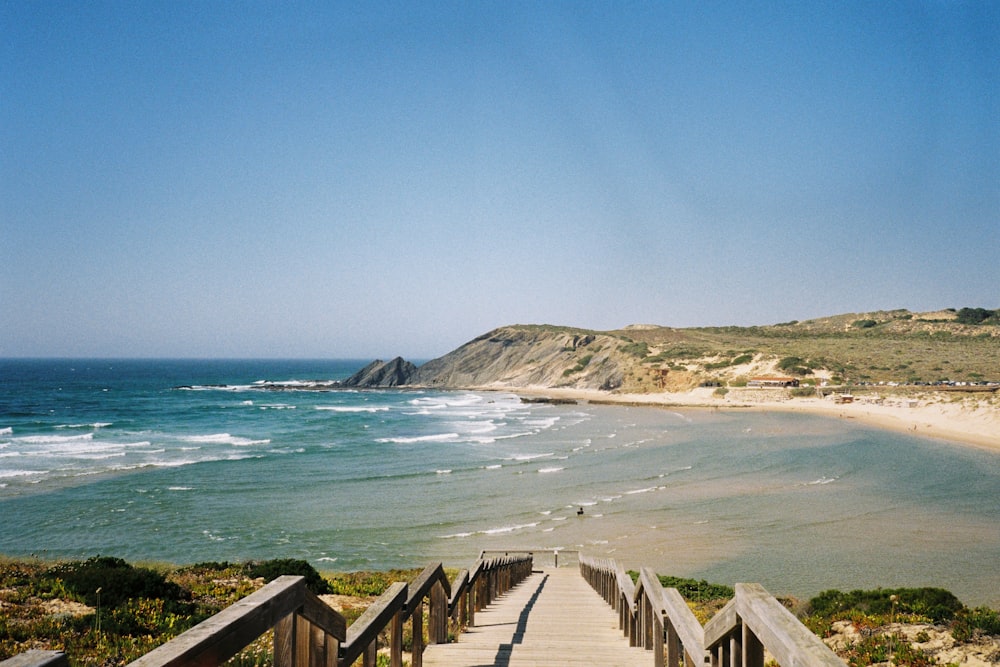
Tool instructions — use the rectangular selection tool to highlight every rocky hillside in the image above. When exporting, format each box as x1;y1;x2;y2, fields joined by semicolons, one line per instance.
347;308;1000;392
412;325;635;390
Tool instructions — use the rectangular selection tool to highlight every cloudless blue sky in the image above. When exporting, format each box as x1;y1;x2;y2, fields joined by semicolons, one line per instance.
2;1;998;358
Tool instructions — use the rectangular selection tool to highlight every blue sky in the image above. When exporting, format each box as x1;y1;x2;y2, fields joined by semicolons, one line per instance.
2;2;998;359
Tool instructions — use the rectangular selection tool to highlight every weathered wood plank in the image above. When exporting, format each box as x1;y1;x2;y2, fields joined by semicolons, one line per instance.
0;651;68;667
657;584;705;659
733;583;843;667
341;582;407;667
128;576;319;667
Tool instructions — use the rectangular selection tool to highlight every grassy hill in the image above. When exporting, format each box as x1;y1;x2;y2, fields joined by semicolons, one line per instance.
605;308;1000;391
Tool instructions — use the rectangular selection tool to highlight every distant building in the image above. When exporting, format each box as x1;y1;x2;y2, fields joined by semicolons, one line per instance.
747;376;800;388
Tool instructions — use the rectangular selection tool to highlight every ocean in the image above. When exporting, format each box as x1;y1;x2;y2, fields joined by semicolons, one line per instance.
1;359;998;606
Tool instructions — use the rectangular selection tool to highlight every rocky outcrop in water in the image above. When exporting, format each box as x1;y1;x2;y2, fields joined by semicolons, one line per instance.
341;357;418;387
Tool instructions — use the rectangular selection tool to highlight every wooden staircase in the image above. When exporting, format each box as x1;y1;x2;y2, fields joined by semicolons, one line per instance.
422;567;649;667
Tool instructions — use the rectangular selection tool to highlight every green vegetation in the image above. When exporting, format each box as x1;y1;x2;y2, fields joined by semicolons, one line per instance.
777;356;813;376
809;587;963;623
604;307;999;386
563;354;595;376
955;307;1000;325
245;558;331;595
803;586;1000;667
0;557;427;667
617;341;649;358
852;319;879;329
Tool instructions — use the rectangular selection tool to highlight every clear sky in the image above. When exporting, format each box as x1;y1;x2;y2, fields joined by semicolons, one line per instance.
2;2;998;359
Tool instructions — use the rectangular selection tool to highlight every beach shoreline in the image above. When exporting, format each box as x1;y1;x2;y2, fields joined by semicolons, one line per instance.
498;385;1000;453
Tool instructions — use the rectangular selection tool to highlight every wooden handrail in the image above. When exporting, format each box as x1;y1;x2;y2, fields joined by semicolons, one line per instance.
127;575;345;667
704;583;844;667
582;558;847;667
340;581;407;667
0;651;68;667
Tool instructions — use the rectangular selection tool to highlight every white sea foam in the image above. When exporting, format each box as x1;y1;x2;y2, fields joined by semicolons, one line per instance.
316;406;390;413
316;557;338;563
14;433;94;445
538;467;564;473
180;433;270;446
625;486;657;495
168;486;193;491
0;427;12;436
484;464;502;469
435;469;452;474
0;469;45;479
509;452;553;461
376;433;460;444
492;431;535;441
482;522;538;535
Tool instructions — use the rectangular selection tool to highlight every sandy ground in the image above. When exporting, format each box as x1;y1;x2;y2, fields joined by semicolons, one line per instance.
503;385;1000;453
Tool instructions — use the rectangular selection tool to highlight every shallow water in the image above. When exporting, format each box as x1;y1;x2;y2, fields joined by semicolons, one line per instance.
1;359;998;605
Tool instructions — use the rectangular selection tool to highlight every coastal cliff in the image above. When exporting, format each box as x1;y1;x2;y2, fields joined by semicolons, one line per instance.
346;308;1000;394
411;326;632;390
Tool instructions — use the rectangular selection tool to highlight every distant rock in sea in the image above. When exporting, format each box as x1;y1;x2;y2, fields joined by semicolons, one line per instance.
341;357;419;387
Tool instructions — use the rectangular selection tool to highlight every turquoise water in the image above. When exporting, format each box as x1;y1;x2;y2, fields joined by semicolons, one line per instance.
1;359;998;605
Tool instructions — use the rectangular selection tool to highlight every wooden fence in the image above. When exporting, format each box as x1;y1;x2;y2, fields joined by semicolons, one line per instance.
3;554;532;667
580;555;846;667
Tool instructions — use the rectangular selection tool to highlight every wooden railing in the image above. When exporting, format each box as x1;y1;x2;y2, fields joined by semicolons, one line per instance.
478;548;580;568
0;554;534;667
580;556;846;667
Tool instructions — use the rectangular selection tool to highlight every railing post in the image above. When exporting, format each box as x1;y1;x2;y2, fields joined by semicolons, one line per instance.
362;639;377;667
411;600;424;667
729;628;742;667
430;580;448;644
653;610;665;667
390;609;403;667
741;619;764;667
275;613;294;667
666;619;680;667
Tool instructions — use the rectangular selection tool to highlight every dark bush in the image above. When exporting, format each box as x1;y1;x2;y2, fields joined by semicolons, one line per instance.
49;556;187;608
246;559;332;595
626;571;733;602
955;307;998;325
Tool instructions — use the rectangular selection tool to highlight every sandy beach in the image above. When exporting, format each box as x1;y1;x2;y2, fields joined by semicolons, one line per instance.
506;385;1000;453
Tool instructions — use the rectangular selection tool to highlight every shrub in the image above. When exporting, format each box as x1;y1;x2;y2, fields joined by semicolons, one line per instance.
955;307;997;325
618;342;649;359
778;356;813;376
245;559;331;595
49;556;186;608
731;354;753;365
808;587;964;623
656;575;734;601
953;606;1000;641
853;319;879;329
626;571;733;602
